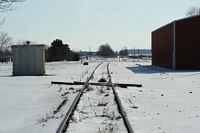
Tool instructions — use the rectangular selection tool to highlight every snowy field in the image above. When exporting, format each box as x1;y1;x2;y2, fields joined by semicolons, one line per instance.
1;58;200;133
110;59;200;133
0;61;98;133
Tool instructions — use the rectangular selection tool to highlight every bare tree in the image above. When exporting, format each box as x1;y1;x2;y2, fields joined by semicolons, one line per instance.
186;7;200;17
0;0;25;24
0;0;25;12
0;32;12;63
0;32;12;51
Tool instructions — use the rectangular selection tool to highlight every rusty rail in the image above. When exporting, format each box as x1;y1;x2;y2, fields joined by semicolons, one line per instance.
107;63;134;133
56;63;102;133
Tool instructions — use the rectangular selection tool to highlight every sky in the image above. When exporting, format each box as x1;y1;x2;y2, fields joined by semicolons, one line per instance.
1;0;200;51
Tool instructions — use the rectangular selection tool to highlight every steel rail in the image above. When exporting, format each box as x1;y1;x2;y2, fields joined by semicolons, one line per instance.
107;63;134;133
56;63;102;133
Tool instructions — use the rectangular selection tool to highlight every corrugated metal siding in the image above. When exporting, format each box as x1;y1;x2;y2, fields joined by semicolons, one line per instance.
12;45;45;76
152;23;173;68
176;16;200;69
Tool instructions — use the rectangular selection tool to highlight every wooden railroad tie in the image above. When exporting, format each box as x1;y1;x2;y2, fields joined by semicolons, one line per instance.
51;81;142;88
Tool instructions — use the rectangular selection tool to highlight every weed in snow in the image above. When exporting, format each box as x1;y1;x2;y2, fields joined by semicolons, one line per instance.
97;87;106;95
84;86;94;93
97;123;119;133
98;101;108;106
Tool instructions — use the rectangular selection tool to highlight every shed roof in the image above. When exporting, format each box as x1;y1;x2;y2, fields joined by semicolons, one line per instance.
152;15;200;32
11;44;45;48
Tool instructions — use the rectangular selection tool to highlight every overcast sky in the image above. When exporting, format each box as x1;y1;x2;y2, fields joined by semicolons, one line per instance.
1;0;200;51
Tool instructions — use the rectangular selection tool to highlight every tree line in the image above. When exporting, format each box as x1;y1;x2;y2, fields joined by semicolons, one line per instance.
96;43;128;57
0;32;128;63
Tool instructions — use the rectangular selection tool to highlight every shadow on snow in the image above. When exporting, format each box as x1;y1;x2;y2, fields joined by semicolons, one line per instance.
126;65;200;74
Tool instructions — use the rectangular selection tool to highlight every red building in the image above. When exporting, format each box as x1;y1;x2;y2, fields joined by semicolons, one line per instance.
152;15;200;70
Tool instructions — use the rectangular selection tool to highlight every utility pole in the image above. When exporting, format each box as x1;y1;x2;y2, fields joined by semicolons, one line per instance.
88;47;90;60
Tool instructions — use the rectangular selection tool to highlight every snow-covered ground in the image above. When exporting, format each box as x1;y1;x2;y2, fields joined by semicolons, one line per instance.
110;59;200;133
1;58;200;133
0;61;98;133
66;63;127;133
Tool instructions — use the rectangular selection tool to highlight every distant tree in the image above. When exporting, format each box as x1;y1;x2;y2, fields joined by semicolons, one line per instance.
0;0;25;24
186;7;200;17
71;51;80;61
46;39;80;62
0;32;12;63
0;0;25;12
119;47;128;57
0;32;12;51
46;39;70;62
0;49;11;63
97;43;115;57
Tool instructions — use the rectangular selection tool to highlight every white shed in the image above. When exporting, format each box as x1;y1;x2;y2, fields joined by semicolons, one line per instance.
12;45;45;76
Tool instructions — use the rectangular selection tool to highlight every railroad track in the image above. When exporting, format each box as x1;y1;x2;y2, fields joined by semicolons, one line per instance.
56;63;102;133
107;63;134;133
56;62;134;133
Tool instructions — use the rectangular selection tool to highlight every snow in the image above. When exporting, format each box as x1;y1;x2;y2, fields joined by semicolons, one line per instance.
1;58;200;133
0;61;98;133
66;63;127;133
110;59;200;133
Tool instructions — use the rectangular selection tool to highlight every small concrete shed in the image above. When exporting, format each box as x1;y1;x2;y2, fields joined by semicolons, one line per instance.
12;45;45;76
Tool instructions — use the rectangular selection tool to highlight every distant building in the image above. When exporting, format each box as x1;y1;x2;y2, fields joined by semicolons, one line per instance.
152;15;200;70
79;51;97;57
128;49;151;57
